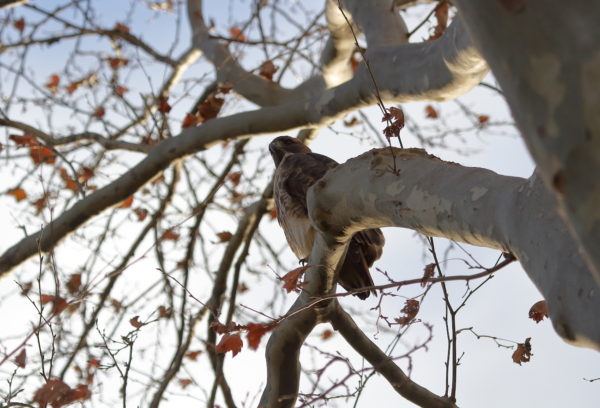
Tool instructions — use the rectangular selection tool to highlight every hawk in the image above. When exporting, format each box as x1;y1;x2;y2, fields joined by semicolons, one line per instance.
269;136;384;299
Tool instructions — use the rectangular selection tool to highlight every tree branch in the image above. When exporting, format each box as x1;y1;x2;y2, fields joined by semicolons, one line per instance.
453;0;600;283
306;148;600;349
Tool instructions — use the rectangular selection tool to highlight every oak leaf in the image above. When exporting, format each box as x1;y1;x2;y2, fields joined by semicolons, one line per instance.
106;57;129;70
7;188;27;202
33;379;90;408
321;329;334;340
421;263;435;287
41;294;68;315
158;305;173;318
278;265;310;293
227;171;241;186
395;299;420;326
162;229;180;240
157;96;171;113
528;300;548;323
428;1;449;41
425;105;438;119
210;321;239;334
246;322;276;350
13;17;25;33
130;316;143;328
133;207;148;221
229;27;246;42
197;93;224;121
66;273;82;294
14;348;26;368
29;145;56;165
216;231;233;243
343;117;359;127
92;107;105;118
114;85;128;96
259;60;277;81
512;338;533;365
182;113;201;128
10;133;37;147
45;74;60;93
114;23;130;33
185;350;203;360
215;333;243;357
478;115;490;124
118;195;134;208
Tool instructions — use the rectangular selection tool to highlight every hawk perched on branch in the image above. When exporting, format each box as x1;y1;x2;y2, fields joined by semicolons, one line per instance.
269;136;384;299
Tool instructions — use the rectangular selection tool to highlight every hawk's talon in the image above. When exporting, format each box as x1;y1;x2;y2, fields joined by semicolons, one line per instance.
299;258;308;266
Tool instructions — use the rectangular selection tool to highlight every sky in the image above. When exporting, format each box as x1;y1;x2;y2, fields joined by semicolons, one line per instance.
0;1;599;407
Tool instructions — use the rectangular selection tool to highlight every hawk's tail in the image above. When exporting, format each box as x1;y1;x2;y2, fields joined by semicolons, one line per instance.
337;229;384;300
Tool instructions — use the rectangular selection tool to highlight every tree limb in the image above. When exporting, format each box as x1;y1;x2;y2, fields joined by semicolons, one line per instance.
453;0;600;283
306;148;600;349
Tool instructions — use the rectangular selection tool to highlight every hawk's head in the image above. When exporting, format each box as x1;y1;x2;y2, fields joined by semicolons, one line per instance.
269;136;311;167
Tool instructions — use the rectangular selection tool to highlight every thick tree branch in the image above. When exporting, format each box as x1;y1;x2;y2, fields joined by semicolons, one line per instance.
453;0;600;283
306;148;600;349
0;0;30;9
186;0;294;106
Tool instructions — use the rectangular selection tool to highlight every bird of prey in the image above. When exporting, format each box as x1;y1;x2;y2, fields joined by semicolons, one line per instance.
269;136;384;299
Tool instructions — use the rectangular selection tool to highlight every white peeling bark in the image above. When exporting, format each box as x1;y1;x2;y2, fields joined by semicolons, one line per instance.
453;0;600;284
306;148;600;350
186;0;294;106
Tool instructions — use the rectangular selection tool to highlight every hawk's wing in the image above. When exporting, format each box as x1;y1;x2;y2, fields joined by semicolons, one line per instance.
273;151;384;299
339;228;385;299
274;152;337;259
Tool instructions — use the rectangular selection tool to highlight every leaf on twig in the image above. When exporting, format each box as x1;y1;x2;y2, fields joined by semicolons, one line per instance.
425;105;438;119
106;57;129;70
528;300;548;323
157;96;171;113
13;17;25;33
215;333;243;357
66;273;82;295
179;379;193;388
29;145;56;165
185;350;203;360
512;337;533;365
45;74;60;93
229;27;246;42
33;379;90;408
41;294;68;315
421;263;435;287
7;188;27;202
14;348;26;368
129;316;143;328
215;231;233;243
246;322;276;350
118;195;134;208
395;299;420;326
278;265;311;293
428;1;450;41
382;106;405;140
321;329;334;340
227;171;242;186
259;60;277;81
114;23;130;33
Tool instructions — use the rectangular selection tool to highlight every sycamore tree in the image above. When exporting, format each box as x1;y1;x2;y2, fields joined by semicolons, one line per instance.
0;1;598;407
